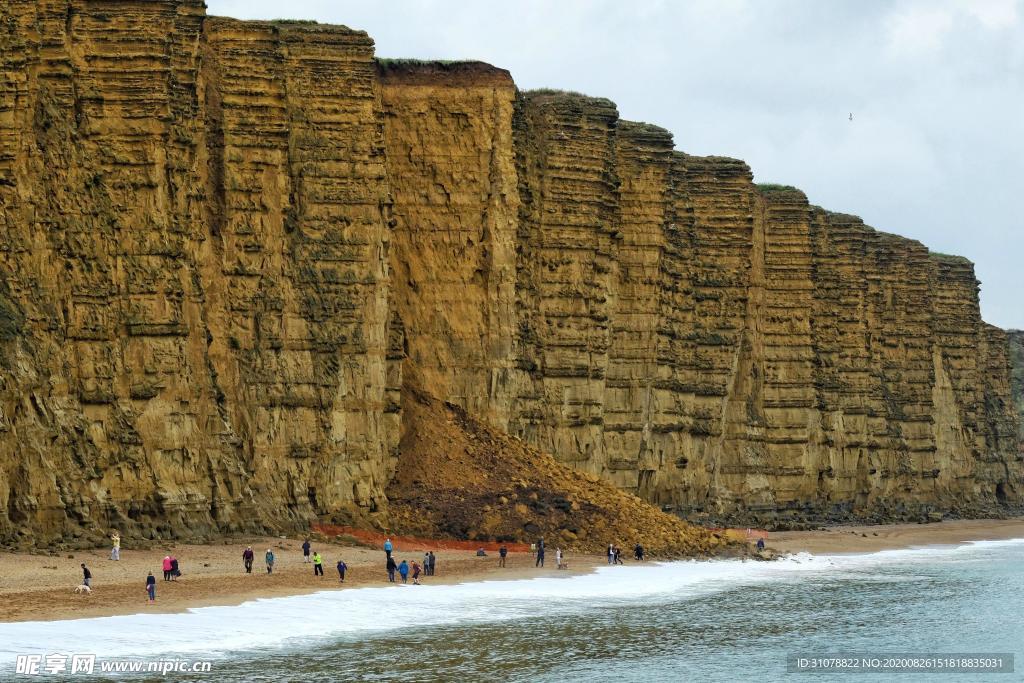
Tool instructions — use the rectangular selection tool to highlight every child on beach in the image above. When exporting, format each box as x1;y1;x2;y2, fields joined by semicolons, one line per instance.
398;560;409;584
411;561;421;585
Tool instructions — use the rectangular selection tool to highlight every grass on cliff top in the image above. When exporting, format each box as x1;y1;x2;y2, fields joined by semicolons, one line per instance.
525;87;588;98
927;250;973;264
376;58;477;66
755;182;800;193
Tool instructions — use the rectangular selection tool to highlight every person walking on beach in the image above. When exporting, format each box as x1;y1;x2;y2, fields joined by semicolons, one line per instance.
634;543;644;561
302;539;311;564
614;546;623;565
146;572;156;603
337;559;347;582
398;559;409;584
607;544;614;564
170;556;179;581
756;537;765;551
424;551;431;576
266;549;275;574
110;531;120;561
535;538;545;568
313;552;324;576
429;551;437;576
243;546;255;574
162;555;172;581
499;544;508;567
555;547;563;569
412;561;421;585
81;563;91;588
386;555;397;582
384;537;393;559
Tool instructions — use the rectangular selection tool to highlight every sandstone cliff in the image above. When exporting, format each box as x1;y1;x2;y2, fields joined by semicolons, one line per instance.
0;1;1019;546
1010;331;1024;459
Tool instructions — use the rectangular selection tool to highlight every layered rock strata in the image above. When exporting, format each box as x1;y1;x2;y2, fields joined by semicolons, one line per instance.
0;1;1019;544
0;3;399;544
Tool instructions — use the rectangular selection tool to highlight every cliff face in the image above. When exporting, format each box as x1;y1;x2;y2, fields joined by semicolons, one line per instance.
0;2;399;544
0;1;1019;544
1009;331;1024;459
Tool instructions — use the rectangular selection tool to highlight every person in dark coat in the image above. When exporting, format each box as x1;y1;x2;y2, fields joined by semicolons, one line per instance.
337;559;347;582
81;563;92;588
170;556;180;581
302;539;311;564
535;538;545;568
146;572;156;603
499;544;508;567
242;546;255;574
386;555;397;583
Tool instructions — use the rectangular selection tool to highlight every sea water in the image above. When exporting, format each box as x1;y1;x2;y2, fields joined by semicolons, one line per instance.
1;539;1022;681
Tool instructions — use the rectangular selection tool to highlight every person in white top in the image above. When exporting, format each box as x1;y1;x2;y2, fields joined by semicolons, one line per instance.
555;547;563;569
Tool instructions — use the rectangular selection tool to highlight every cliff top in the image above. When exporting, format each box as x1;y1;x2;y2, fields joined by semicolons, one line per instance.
523;89;618;111
927;250;975;266
207;15;370;40
755;183;808;201
376;58;513;86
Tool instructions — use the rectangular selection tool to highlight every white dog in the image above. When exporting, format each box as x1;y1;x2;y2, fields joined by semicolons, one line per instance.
74;584;91;594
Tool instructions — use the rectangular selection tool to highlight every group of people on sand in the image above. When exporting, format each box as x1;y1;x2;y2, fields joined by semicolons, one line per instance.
162;554;181;580
607;544;625;564
132;537;351;604
383;537;436;585
530;538;568;569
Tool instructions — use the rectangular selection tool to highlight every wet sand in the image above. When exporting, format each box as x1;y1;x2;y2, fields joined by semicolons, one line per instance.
0;539;601;623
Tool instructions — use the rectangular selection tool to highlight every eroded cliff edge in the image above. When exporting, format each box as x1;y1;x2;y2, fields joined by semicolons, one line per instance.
0;1;1020;545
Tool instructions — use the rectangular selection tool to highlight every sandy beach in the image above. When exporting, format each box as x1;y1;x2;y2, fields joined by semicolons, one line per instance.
0;538;603;623
2;517;1022;624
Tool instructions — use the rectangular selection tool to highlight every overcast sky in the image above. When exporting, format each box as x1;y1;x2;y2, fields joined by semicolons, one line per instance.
208;0;1023;329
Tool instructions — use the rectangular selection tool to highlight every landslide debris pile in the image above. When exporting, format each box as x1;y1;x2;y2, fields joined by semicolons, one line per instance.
387;386;734;556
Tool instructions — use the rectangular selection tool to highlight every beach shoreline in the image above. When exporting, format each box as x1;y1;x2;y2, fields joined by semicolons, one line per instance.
765;517;1024;555
2;517;1022;624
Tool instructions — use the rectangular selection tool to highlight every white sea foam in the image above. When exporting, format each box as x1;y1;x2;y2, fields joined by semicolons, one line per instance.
0;538;1020;664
